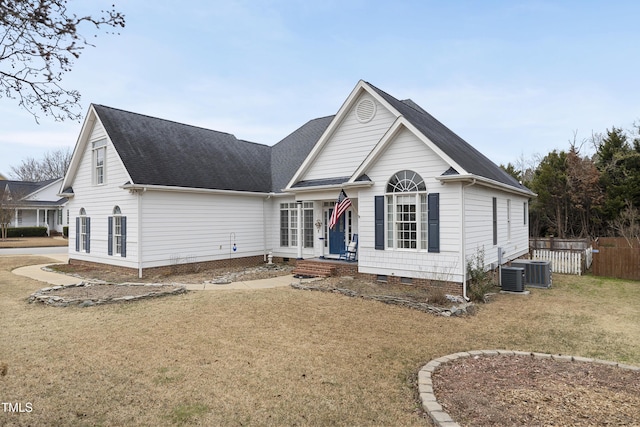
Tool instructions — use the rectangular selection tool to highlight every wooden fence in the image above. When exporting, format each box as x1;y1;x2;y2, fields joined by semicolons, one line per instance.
532;247;592;275
592;237;640;280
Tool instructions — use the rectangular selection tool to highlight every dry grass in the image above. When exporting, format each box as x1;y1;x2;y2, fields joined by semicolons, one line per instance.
1;255;639;426
0;237;68;248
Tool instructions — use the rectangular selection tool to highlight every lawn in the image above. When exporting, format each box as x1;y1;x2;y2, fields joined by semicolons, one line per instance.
0;237;68;248
1;255;639;426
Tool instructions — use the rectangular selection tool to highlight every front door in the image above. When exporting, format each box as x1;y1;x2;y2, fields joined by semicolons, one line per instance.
328;209;345;255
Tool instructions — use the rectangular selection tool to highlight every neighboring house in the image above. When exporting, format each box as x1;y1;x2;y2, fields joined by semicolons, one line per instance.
1;179;68;234
60;80;534;295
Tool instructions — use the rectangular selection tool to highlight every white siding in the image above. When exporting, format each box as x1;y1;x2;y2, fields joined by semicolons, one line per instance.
463;185;529;268
140;191;268;268
67;120;139;269
356;127;464;282
302;95;396;181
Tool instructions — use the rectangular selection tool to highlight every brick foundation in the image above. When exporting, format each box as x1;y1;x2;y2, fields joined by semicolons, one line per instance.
67;256;465;295
69;255;279;278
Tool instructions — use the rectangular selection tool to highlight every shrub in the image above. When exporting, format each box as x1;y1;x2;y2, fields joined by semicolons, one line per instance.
6;227;48;238
466;248;497;303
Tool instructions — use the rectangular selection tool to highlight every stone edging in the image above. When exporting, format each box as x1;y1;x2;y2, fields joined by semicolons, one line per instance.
290;282;474;317
418;349;640;427
28;282;187;307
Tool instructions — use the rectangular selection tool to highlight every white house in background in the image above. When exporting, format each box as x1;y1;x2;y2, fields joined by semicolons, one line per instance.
60;80;534;295
2;179;68;234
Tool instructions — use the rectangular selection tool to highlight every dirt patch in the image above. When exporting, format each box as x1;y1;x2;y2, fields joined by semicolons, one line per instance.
50;262;295;284
0;237;68;248
432;354;640;426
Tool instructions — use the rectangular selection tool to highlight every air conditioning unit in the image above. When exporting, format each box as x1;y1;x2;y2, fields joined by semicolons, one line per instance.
501;267;525;292
511;260;552;288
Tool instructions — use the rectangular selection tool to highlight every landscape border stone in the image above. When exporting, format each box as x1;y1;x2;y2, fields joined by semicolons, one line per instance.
418;350;640;427
28;281;187;307
290;282;475;316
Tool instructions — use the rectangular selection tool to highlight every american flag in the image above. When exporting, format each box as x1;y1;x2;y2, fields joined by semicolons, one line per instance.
329;190;352;229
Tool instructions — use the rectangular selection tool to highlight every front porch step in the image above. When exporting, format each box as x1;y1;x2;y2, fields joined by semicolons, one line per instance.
292;260;336;278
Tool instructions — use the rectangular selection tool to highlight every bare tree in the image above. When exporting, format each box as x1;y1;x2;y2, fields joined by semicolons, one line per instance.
611;200;640;247
10;147;72;181
0;0;125;122
0;182;26;240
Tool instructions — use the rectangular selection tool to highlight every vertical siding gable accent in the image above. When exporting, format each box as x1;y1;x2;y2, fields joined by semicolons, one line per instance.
75;217;80;252
121;216;127;257
374;195;384;250
428;193;440;253
108;216;113;256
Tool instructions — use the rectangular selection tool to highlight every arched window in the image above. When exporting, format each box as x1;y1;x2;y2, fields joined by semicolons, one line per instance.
385;170;428;250
77;208;90;253
109;206;126;257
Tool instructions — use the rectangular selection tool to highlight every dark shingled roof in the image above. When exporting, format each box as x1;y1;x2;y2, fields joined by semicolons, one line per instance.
271;116;334;192
94;105;273;193
367;83;530;193
3;179;58;198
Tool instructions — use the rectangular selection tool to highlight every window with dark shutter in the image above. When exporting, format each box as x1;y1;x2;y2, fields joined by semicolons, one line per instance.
375;195;384;250
428;193;439;253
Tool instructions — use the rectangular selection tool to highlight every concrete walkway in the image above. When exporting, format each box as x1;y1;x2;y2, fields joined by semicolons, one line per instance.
11;254;297;290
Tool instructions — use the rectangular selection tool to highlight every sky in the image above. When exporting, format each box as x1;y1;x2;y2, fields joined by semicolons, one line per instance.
1;0;639;178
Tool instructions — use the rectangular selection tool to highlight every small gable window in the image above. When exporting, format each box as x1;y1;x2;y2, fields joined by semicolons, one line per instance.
93;139;107;185
109;206;127;257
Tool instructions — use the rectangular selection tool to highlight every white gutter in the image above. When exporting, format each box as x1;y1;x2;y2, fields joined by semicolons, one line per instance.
460;179;477;302
437;174;536;198
282;181;374;194
121;183;270;197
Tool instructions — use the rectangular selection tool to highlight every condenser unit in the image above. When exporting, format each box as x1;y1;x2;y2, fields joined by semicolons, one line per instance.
511;260;552;288
501;267;525;292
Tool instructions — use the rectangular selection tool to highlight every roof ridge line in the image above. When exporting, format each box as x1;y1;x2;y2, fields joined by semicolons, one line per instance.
92;103;258;144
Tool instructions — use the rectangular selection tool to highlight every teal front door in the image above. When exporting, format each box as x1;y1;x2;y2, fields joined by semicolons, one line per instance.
329;209;345;255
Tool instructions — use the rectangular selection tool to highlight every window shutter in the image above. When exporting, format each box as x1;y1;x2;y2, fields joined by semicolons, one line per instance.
85;217;91;253
121;216;127;257
108;217;113;256
75;217;80;252
492;197;497;245
375;196;384;250
428;193;439;253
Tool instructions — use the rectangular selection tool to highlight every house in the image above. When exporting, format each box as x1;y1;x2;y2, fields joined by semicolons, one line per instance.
1;179;68;234
60;80;534;296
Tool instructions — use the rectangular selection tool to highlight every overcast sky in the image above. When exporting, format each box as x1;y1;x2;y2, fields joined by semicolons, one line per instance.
1;0;639;178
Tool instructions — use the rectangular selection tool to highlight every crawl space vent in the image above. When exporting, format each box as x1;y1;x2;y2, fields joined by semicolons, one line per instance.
355;98;376;123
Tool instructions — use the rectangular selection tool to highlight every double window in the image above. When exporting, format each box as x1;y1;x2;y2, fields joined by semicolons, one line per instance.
386;170;428;250
280;202;313;248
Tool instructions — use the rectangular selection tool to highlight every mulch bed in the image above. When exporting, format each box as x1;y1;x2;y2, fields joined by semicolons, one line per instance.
432;354;640;426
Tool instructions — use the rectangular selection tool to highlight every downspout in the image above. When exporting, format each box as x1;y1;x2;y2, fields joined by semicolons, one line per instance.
263;193;274;262
137;188;145;278
461;179;477;301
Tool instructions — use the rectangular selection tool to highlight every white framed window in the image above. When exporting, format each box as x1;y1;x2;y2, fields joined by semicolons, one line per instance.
507;199;512;241
17;210;22;225
93;139;107;185
385;170;428;250
78;208;89;253
280;202;313;248
113;206;122;255
108;206;127;257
